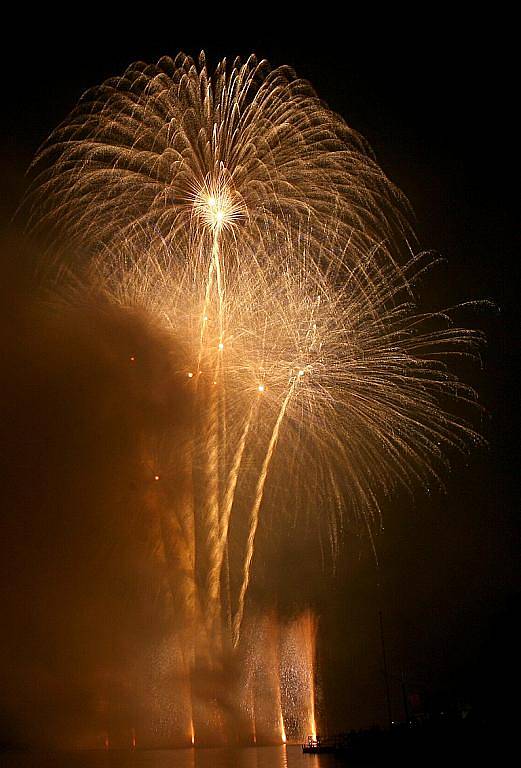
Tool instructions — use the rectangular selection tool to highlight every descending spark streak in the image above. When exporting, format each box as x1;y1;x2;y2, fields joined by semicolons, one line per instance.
212;228;225;344
302;612;318;741
201;375;222;640
280;710;287;744
250;688;257;745
197;259;214;372
200;210;228;640
277;633;288;745
217;402;257;587
233;382;297;648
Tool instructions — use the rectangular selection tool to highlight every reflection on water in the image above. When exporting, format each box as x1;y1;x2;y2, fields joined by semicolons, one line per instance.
0;745;344;768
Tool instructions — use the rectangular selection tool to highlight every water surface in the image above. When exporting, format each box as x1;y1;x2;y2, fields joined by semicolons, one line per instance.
1;746;346;768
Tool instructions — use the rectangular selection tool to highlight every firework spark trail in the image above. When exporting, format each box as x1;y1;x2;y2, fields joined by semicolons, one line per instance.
233;381;298;648
200;375;222;642
217;401;257;586
197;210;230;641
302;612;318;740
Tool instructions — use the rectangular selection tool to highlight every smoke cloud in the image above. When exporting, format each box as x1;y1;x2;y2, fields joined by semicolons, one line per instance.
0;233;198;747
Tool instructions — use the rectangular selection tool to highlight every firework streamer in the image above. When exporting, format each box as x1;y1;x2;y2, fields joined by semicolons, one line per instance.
233;379;297;648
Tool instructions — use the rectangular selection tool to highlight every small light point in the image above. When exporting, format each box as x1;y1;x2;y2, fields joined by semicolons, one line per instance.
154;475;160;481
218;342;224;351
298;369;305;377
187;372;194;378
258;384;265;393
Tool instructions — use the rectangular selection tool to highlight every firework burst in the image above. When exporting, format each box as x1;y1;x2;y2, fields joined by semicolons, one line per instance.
26;51;485;744
27;52;410;281
75;229;483;646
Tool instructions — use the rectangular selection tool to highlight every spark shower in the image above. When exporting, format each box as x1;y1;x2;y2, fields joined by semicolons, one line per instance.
26;52;483;748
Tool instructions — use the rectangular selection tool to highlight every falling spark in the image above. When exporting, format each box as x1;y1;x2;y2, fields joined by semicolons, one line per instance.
233;384;296;647
251;690;257;745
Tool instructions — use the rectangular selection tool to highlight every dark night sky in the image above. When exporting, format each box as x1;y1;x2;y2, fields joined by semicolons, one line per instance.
1;12;518;745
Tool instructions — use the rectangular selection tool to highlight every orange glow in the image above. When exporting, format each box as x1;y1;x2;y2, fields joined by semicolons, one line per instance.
131;728;136;749
190;719;195;746
304;611;318;743
250;689;257;744
280;712;287;744
154;474;160;481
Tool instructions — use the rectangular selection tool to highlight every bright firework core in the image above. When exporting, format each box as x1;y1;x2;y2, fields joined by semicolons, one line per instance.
26;50;484;749
193;177;245;233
